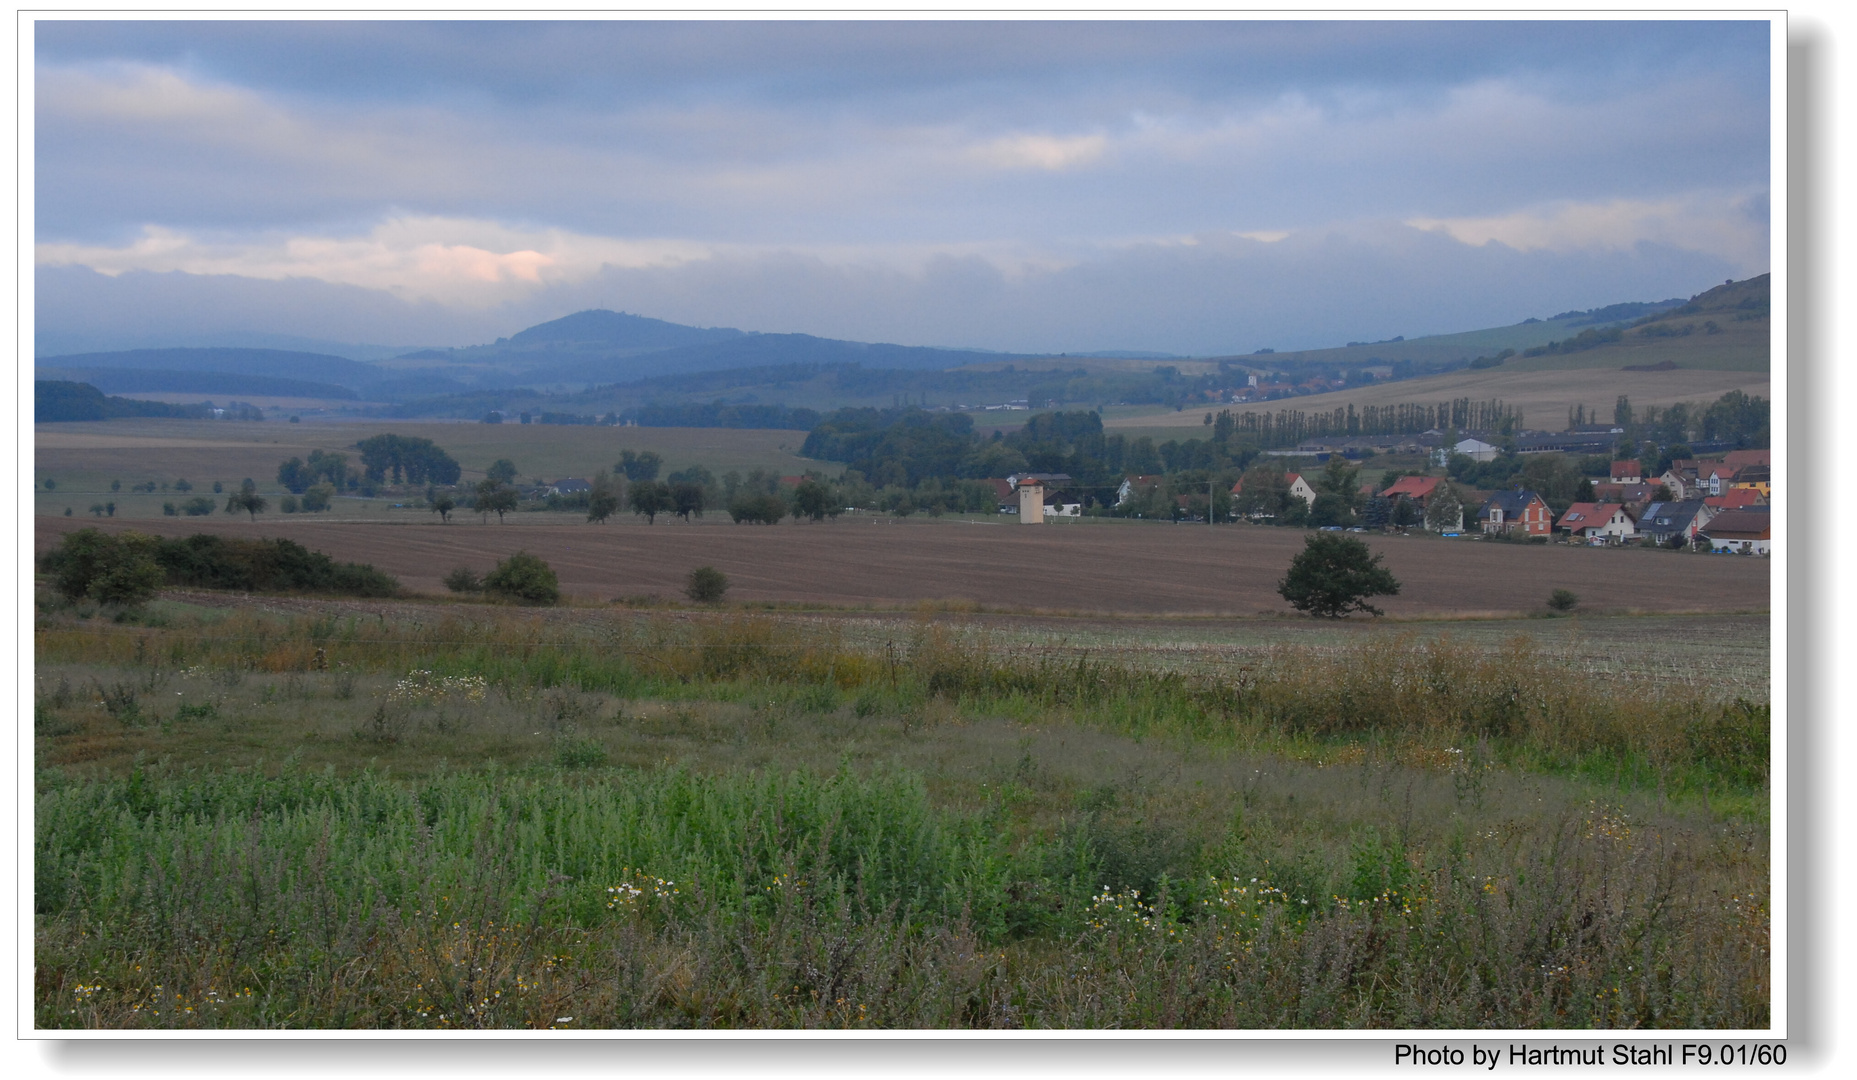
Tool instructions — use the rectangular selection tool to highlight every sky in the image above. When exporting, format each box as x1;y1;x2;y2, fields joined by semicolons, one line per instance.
32;18;1774;357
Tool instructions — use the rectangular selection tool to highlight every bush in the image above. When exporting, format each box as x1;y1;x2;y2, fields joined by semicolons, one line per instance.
1547;588;1580;613
443;567;484;593
685;566;729;603
151;534;398;597
483;552;560;605
41;529;165;608
1277;533;1400;618
728;492;786;525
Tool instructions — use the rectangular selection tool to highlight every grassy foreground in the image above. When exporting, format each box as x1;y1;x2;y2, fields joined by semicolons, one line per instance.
34;601;1769;1029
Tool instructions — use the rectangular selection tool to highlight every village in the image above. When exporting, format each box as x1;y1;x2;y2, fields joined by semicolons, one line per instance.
999;443;1772;556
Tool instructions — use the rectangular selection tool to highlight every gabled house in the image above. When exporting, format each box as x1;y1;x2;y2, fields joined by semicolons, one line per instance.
1723;449;1771;470
1635;500;1715;546
1608;461;1644;484
1380;475;1442;504
1284;473;1319;508
1555;502;1636;543
1657;467;1699;500
546;478;592;497
1479;489;1552;536
1118;475;1163;506
1699;463;1737;497
1701;507;1771;554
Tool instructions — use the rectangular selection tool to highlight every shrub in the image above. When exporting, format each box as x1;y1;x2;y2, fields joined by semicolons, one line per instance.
443;567;484;593
151;534;398;597
1547;588;1580;613
41;529;165;608
483;552;560;605
685;566;729;604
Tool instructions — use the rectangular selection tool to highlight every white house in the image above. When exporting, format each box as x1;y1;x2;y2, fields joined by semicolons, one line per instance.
1284;473;1319;507
1452;438;1501;462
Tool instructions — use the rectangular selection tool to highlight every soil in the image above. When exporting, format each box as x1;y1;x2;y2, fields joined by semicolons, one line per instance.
35;513;1770;619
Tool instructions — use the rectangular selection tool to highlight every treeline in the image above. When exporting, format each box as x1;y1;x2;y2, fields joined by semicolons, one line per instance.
624;402;823;430
1216;397;1523;448
801;407;1254;497
35;381;264;423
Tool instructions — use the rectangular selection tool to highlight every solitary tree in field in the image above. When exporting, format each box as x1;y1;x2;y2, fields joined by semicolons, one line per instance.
226;480;267;521
431;492;456;523
1277;533;1400;618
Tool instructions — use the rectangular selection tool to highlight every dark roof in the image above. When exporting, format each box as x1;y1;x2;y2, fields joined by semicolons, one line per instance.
1701;507;1771;538
1635;500;1710;537
1479;489;1545;518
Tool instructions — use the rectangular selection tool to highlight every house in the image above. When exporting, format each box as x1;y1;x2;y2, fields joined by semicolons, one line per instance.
978;478;1015;511
1608;461;1643;484
1723;449;1771;470
1554;502;1636;543
547;478;592;497
1701;507;1771;555
1704;488;1766;511
1699;463;1737;497
1284;473;1319;507
1118;475;1163;506
1730;465;1771;499
1635;501;1716;547
1479;489;1553;536
1657;467;1699;500
1380;475;1442;504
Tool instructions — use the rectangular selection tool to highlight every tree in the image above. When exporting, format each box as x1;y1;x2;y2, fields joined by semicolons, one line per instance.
357;434;462;485
1547;588;1579;613
1424;483;1464;532
587;471;620;524
671;481;706;522
483;551;559;605
728;491;786;525
486;458;519;485
790;478;835;521
475;480;519;523
685;566;729;603
432;492;456;523
629;480;671;524
226;479;266;520
42;528;164;607
278;457;312;494
301;483;335;513
618;450;663;482
1277;533;1401;618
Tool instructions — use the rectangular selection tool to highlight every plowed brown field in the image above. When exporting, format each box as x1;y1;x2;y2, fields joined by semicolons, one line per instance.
35;514;1769;618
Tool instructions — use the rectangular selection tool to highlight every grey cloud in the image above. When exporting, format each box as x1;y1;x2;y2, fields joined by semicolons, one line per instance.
37;225;1746;360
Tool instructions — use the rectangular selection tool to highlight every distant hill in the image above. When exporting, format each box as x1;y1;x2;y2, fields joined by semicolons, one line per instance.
36;366;359;400
36;347;384;391
34;380;259;423
504;309;744;350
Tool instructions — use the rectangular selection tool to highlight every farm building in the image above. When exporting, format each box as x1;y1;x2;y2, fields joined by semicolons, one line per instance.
1701;508;1771;555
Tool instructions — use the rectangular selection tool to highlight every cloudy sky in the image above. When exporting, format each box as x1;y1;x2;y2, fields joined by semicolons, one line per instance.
33;19;1773;357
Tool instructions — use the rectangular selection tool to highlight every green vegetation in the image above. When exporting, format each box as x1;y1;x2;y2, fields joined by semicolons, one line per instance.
32;602;1770;1029
35;381;264;423
482;552;560;606
685;566;729;603
42;529;400;601
1277;534;1401;618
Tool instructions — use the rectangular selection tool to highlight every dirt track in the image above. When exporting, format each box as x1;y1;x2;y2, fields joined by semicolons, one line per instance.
34;513;1770;618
